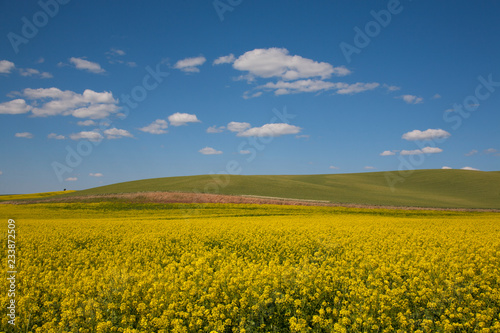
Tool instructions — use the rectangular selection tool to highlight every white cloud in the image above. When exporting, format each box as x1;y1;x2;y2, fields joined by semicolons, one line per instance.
65;177;77;181
0;99;32;114
336;82;380;95
398;95;423;104
139;119;168;134
380;150;396;156
48;133;65;140
70;130;103;142
400;147;443;155
484;148;498;154
383;84;400;92
104;128;133;139
15;132;33;139
239;150;251;154
199;147;223;155
77;120;96;126
242;91;263;99
22;88;119;119
233;48;349;80
442;166;452;169
69;57;105;74
168;112;201;126
174;56;206;73
465;149;478;156
237;123;301;137
432;94;441;99
364;166;376;170
0;60;15;74
227;121;251;133
259;79;337;95
461;166;480;171
420;147;443;154
329;166;340;170
206;125;225;133
255;80;379;96
402;129;451;141
213;54;236;65
89;173;104;177
108;48;125;56
19;68;53;78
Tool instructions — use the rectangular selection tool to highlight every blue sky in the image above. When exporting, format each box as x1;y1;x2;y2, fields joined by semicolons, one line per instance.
1;0;499;194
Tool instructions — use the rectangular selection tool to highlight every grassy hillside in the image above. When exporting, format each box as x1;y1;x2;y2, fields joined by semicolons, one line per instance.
62;169;500;209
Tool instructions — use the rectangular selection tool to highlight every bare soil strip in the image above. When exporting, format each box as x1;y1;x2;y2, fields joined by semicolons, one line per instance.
2;191;499;212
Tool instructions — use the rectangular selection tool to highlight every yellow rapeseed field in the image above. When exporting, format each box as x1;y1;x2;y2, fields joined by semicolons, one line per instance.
1;202;499;332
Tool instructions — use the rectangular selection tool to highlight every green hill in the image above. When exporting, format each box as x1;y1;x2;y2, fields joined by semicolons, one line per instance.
63;169;500;209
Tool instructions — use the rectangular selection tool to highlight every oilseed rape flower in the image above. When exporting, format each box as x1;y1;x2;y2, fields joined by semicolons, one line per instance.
0;202;499;332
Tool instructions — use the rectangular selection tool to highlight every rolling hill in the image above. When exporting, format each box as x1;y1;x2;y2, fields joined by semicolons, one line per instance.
62;169;500;209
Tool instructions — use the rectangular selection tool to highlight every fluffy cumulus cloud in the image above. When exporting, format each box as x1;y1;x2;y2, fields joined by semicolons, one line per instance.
398;94;423;104
380;150;396;156
15;132;33;139
400;147;443;155
89;173;104;177
168;113;200;126
0;99;32;114
213;54;236;65
206;125;225;133
65;177;78;181
402;129;451;141
139;119;168;134
442;166;452;169
229;48;386;98
233;48;349;80
77;120;96;126
48;133;65;140
0;60;15;74
104;128;133;139
69;57;105;73
237;123;301;137
461;166;480;171
174;56;206;73
70;130;104;142
227;122;251;133
199;147;222;155
336;82;380;95
383;84;400;92
19;88;119;119
465;149;478;156
19;68;52;78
